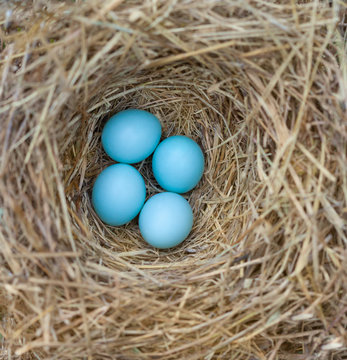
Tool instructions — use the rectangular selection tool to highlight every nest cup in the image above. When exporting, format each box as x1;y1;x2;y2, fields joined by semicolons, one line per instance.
1;1;346;359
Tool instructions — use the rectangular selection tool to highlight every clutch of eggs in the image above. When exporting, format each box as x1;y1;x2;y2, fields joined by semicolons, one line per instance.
92;108;204;249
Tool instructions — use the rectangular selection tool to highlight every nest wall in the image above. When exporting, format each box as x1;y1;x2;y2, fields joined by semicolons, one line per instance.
0;1;346;359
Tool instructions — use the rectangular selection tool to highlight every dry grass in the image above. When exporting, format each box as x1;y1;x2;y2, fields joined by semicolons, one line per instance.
0;0;346;359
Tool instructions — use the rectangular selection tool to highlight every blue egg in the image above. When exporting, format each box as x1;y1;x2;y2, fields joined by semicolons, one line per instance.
92;164;146;226
152;135;204;193
139;192;193;249
101;109;161;164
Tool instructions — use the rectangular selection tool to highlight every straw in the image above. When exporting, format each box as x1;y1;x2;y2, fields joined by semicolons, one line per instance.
0;0;346;359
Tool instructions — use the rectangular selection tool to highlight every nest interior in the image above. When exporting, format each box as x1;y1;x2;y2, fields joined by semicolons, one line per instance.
0;1;346;359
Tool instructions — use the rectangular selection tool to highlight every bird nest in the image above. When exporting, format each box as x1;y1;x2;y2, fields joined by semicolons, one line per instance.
0;1;346;359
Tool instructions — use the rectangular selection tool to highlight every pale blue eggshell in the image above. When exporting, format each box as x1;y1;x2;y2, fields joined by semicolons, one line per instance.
92;164;146;226
152;135;204;193
102;109;162;163
139;192;193;249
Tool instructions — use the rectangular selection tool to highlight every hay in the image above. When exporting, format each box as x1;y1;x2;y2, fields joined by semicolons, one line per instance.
0;0;346;359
